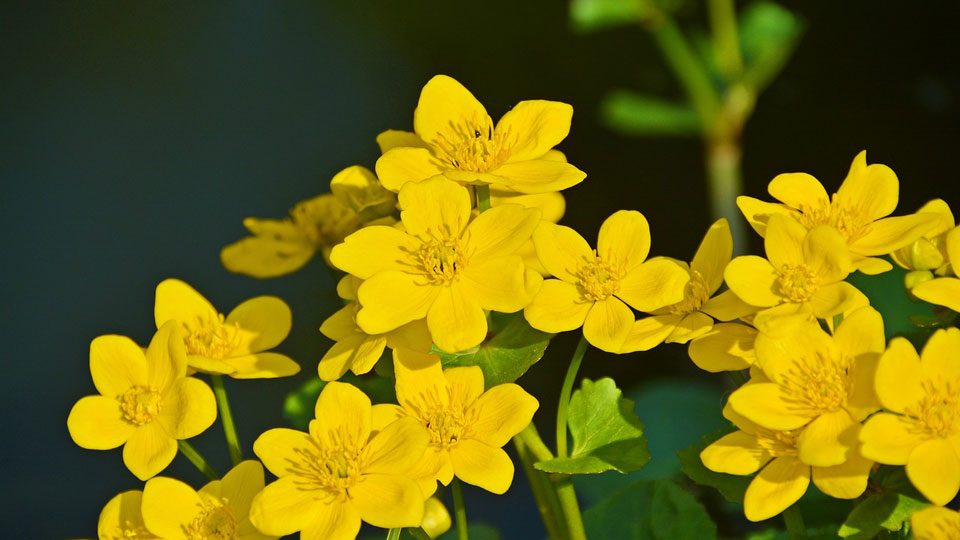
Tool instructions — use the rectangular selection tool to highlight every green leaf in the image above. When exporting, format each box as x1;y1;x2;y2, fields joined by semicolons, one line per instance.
535;377;650;474
438;524;501;540
569;0;653;33
838;491;927;539
739;1;805;91
437;311;551;389
583;479;717;539
677;427;751;503
282;374;396;430
600;90;700;136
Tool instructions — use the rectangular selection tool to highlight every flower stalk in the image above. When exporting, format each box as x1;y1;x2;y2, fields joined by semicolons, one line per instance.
557;336;589;458
211;374;242;465
177;440;219;481
451;478;470;540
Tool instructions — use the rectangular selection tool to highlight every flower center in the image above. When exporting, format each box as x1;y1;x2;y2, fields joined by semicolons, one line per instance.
753;426;801;457
182;313;240;359
408;384;479;449
417;231;471;284
577;252;624;301
293;426;365;498
797;198;871;244
433;114;514;173
292;195;358;247
120;385;163;425
776;264;821;303
668;271;710;315
102;521;157;540
904;380;960;438
185;498;237;540
780;352;852;415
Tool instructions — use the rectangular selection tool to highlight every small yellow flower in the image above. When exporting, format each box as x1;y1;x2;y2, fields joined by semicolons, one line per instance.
860;328;960;505
67;321;217;480
912;506;960;540
420;497;452;539
97;491;155;540
141;460;276;540
330;175;542;353
524;210;690;353
891;199;955;274
912;227;960;312
154;278;300;379
724;214;860;320
375;75;585;194
250;382;429;539
701;401;873;522
372;348;539;495
318;276;432;381
728;307;883;467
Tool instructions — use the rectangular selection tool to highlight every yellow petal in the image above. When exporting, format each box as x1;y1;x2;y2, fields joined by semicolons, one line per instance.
859;412;920;465
797;409;858;467
460;256;531;313
300;500;362;540
753;319;834;384
767;172;829;210
470;384;539;448
496;100;572;162
329;165;395;216
220;232;315;279
921;327;960;383
336;275;362;302
907;438;960;505
145;320;188;395
375;147;445;193
743;456;810;522
833;306;885;359
687;322;756;372
808;282;860;319
532;222;593;282
764;214;807;269
216;460;266;521
450;439;515;494
187;355;236;375
850;213;941;256
394;348;447;410
414;75;490;147
619;314;680;353
226;296;292;354
154;278;217;332
376;129;429;153
728;382;810;430
398;175;472;239
350;474;425;528
700;430;771;475
97;491;145;539
913;277;960;312
597;210;650;273
313;382;371;444
836;151;898;221
490;190;565;223
329;225;419;279
67;395;132;450
156;377;216;439
582;296;634;353
852;255;893;275
421;497;453;539
371;404;407;432
250;475;325;536
875;337;923;413
123;423;177;481
845;351;881;422
464;204;541;259
489;159;585;194
723;256;781;307
700;289;760;321
319;335;384;381
142;476;203;538
803;226;853;284
617;257;690;312
948;226;960;268
737;196;795;237
665;311;714;344
409;445;450;497
691;218;733;293
356;271;439;334
364;417;430;475
524;279;593;333
427;283;487;353
320;305;360;341
444;366;485;405
811;449;873;499
228;352;302;379
253;427;312;477
912;506;960;540
89;335;148;398
385;318;434;354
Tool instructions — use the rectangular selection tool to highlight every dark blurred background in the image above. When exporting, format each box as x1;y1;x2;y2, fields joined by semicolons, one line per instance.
3;1;960;538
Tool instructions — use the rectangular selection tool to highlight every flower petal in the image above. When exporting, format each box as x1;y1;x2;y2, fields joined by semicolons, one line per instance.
460;256;531;313
123;423;178;481
700;430;772;475
464;204;541;259
427;283;487;353
728;382;810;430
768;172;829;210
859;412;920;465
582;297;634;353
874;338;923;413
490;190;565;223
141;476;203;538
414;75;490;147
67;395;133;450
376;129;429;153
371;403;408;432
450;439;515;494
808;282;860;319
688;323;756;372
253;427;313;477
921;327;960;383
913;277;960;312
89;335;148;398
524;279;593;333
833;306;885;359
398;175;472;239
444;366;485;405
329;226;419;279
724;256;781;307
320;305;359;341
97;491;146;539
156;377;216;439
220;231;315;279
665;311;714;344
700;289;760;321
350;474;424;528
532;222;593;282
313;381;371;444
385;318;433;354
228;352;302;379
911;506;960;539
300;500;362;540
217;460;266;521
319;335;381;381
470;384;539;448
737;196;796;237
836;151;898;221
764;214;807;269
803;225;853;283
616;257;690;312
497;100;572;162
490;159;585;194
394;348;448;411
811;449;873;499
227;296;292;354
853;255;894;275
357;271;440;335
797;409;859;467
154;278;217;332
907;438;960;505
619;314;680;353
364;417;430;475
249;475;325;536
597;210;651;273
691;218;733;293
743;456;810;522
850;213;941;256
145;320;188;396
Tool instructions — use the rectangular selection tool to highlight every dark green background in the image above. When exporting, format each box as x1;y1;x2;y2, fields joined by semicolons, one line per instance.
2;1;959;538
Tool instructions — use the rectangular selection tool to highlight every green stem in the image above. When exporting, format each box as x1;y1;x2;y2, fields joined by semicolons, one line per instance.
727;369;747;387
476;184;491;212
518;423;554;462
386;529;401;540
557;336;589;458
514;435;566;539
178;440;219;480
554;476;587;540
211;374;242;465
407;528;433;540
707;0;743;80
451;478;469;540
783;506;806;539
707;140;747;253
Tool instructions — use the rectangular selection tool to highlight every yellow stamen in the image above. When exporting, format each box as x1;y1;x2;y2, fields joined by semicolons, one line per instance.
416;227;472;284
904;379;960;438
434;112;515;173
576;251;624;302
292;425;365;501
182;313;241;359
184;497;237;540
408;383;480;449
797;197;871;244
780;352;853;415
754;426;802;457
120;386;163;425
667;270;710;315
776;264;821;303
102;522;157;540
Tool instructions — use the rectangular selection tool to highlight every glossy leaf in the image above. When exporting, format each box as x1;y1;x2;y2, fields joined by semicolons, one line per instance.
677;426;751;503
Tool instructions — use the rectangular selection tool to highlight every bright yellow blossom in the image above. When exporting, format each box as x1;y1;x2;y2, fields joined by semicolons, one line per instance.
724;214;859;320
67;321;217;480
375;75;585;194
318;276;432;381
250;382;429;539
330;175;542;353
97;491;155;540
141;460;276;540
891;199;955;274
860;328;960;505
371;348;539;495
728;307;883;467
912;506;960;540
154;278;300;379
912;227;960;311
738;151;939;274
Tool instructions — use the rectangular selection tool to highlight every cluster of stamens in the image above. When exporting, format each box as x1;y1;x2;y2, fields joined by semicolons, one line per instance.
184;497;237;540
754;426;801;457
576;251;624;301
904;379;960;438
776;264;821;303
433;113;514;172
416;227;472;284
182;314;241;359
292;426;365;498
797;197;870;243
408;384;479;449
779;352;852;415
120;385;163;425
667;271;710;315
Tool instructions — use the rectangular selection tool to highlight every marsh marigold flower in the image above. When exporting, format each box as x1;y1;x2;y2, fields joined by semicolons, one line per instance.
860;328;960;505
912;506;960;540
250;382;429;539
67;321;217;480
375;75;585;194
737;151;939;274
330;175;542;353
154;278;300;379
96;491;155;540
372;348;539;495
141;460;275;540
890;199;955;274
912;227;960;312
524;210;690;353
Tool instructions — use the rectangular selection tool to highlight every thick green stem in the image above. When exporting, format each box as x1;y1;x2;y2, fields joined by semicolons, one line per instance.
386;529;401;540
451;478;469;540
407;528;433;540
648;15;721;131
178;440;219;480
514;435;566;539
476;184;491;212
554;476;587;540
707;0;743;80
783;506;806;539
211;374;242;465
557;336;589;458
707;140;747;253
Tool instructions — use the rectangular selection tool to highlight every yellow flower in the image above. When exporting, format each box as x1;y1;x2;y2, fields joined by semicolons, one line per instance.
375;75;585;194
67;321;217;480
250;382;429;539
724;214;860;320
330;175;542;353
141;460;275;540
154;279;300;379
97;491;155;540
891;199;955;274
318;276;432;381
372;348;539;495
912;227;960;312
738;151;940;274
523;210;690;353
912;506;960;540
860;328;960;505
688;322;757;373
420;497;452;539
701;400;873;522
727;307;884;467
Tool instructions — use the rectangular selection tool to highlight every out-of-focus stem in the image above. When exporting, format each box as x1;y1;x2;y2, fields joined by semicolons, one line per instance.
708;0;743;79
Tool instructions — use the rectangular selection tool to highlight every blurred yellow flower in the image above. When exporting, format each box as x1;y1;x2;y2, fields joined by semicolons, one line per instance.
330;175;542;353
738;151;939;274
375;75;585;194
97;491;154;540
154;279;299;379
141;460;275;540
860;328;960;505
912;227;960;312
67;321;217;480
524;210;690;353
890;199;955;274
420;497;452;539
372;349;538;495
251;382;429;539
911;506;960;540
